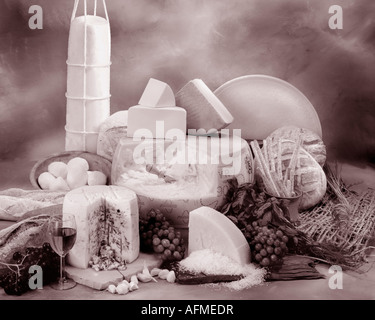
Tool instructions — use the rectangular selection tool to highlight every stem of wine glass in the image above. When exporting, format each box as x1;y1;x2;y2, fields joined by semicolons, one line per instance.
59;255;64;284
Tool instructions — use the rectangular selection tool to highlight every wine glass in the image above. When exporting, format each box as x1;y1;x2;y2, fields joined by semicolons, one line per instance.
48;213;77;290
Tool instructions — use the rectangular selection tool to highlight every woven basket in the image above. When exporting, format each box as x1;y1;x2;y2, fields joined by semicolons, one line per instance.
297;165;375;269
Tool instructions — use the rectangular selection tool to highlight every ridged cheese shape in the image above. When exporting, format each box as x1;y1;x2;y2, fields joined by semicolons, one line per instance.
176;79;233;131
138;78;176;108
63;185;139;269
188;206;251;265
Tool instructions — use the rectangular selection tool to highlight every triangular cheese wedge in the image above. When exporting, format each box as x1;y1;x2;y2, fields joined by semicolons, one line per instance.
188;206;250;265
138;78;176;108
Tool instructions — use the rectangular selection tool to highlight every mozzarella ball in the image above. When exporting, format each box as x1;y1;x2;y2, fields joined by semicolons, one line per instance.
67;157;89;172
87;171;107;186
49;176;70;191
66;168;88;189
37;172;56;190
48;161;68;179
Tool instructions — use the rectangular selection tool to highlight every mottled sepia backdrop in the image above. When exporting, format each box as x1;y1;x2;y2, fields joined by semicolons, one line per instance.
1;0;374;165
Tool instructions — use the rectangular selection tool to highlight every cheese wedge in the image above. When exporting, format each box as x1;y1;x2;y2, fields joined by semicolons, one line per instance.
139;78;175;108
176;79;233;131
188;206;251;265
63;185;139;269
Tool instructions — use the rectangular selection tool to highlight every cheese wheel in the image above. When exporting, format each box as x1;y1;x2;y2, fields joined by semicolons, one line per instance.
97;111;128;161
63;185;139;269
188;206;251;265
111;136;254;228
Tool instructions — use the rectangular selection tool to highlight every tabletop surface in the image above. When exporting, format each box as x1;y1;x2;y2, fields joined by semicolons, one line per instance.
1;157;375;301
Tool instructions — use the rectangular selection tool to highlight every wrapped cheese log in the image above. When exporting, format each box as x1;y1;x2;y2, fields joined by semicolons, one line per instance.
65;0;111;153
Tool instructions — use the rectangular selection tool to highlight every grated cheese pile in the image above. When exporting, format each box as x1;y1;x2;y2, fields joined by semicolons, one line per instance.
179;249;267;291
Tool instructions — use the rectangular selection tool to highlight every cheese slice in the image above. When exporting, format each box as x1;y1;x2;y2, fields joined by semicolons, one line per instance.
188;206;251;265
63;185;139;269
139;78;175;108
176;79;233;131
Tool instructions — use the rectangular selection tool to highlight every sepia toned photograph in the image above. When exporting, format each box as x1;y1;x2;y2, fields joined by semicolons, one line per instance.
0;0;374;306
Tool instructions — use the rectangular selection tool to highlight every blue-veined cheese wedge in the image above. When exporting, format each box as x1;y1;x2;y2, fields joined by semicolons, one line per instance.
63;185;139;269
188;206;251;265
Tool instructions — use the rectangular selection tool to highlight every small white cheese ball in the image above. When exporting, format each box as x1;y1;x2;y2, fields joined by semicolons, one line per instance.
66;167;88;189
37;172;56;190
48;161;68;179
49;176;70;191
87;171;107;186
67;157;89;172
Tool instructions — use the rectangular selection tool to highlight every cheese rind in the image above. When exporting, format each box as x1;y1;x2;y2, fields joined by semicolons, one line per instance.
63;185;139;269
97;111;128;161
188;206;251;265
138;78;176;108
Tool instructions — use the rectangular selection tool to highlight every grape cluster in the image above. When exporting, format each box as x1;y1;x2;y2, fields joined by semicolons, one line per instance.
139;209;186;262
0;243;60;296
247;221;289;267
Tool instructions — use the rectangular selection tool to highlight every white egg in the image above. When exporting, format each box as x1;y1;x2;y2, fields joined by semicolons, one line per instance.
49;176;70;191
67;157;89;171
66;168;88;189
48;161;68;179
37;172;56;190
87;171;107;186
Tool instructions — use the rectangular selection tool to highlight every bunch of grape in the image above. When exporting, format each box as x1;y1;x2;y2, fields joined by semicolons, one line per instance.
247;221;289;267
0;243;60;296
139;209;186;262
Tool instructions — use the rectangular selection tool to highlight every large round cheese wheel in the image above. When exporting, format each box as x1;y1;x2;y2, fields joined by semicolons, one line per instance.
214;75;322;140
111;136;254;228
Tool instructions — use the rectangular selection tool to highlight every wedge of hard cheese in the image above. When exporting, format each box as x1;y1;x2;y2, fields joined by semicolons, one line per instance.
63;185;139;269
188;206;250;265
176;79;233;131
138;78;175;107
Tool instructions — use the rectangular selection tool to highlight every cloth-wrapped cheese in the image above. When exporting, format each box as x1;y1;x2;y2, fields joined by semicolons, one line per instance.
65;14;111;153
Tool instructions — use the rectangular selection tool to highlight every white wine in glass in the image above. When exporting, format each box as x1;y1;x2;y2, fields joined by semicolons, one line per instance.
48;213;77;290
